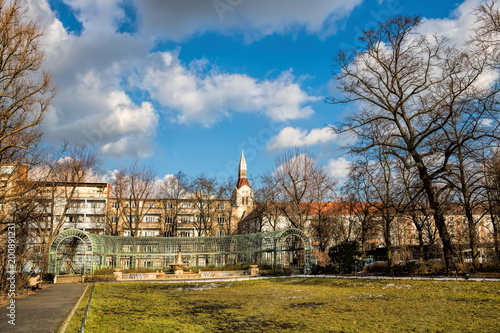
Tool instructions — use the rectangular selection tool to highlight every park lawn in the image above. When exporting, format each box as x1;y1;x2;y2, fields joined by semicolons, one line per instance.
67;278;500;333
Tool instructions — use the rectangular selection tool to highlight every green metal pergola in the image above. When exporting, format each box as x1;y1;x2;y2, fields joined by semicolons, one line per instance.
48;228;311;274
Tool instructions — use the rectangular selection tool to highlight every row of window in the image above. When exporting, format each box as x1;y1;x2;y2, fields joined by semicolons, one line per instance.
112;201;226;210
110;215;227;224
70;201;106;209
120;229;225;238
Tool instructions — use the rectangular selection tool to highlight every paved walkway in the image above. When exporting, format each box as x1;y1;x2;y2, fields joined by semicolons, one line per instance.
0;283;88;333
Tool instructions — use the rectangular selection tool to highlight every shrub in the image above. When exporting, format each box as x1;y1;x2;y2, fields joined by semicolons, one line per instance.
426;259;446;275
83;275;117;282
198;264;250;271
260;268;293;276
92;268;115;275
42;273;55;283
258;263;273;270
478;262;500;273
328;241;363;274
364;261;389;274
311;264;339;275
122;268;160;273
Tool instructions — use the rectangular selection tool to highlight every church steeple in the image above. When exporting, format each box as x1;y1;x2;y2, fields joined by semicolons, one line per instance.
236;151;250;189
233;150;253;220
238;150;247;179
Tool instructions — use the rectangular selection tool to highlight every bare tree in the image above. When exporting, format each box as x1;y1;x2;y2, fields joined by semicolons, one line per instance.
158;171;190;237
265;149;337;233
0;0;56;292
306;164;338;253
330;15;499;274
111;161;157;237
217;177;238;236
474;1;500;70
341;163;380;252
255;175;291;232
484;150;500;261
0;0;56;163
189;174;226;237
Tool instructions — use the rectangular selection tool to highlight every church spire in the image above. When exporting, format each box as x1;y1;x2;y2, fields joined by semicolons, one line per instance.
236;150;250;189
238;150;247;179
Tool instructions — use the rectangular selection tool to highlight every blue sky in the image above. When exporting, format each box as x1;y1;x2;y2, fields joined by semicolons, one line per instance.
27;0;483;185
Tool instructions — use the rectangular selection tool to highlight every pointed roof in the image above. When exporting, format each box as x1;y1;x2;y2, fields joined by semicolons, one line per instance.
236;178;251;189
239;150;247;174
236;151;250;189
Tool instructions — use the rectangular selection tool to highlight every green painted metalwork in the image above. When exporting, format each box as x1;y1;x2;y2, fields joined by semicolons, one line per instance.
49;228;311;274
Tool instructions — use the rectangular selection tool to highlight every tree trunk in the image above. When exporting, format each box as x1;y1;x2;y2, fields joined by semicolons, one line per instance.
464;209;480;270
417;226;425;262
383;215;393;270
414;153;456;274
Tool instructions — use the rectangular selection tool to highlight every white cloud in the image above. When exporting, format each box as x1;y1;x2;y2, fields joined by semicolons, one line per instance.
25;0;158;158
36;0;362;42
55;0;126;33
101;135;155;159
135;0;363;42
42;70;158;157
325;157;351;181
143;52;320;126
419;0;482;46
267;126;338;151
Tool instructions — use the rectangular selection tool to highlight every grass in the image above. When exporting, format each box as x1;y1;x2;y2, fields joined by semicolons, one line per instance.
67;278;500;333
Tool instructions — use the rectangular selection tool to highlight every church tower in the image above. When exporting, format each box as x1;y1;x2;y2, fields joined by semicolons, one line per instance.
233;151;253;219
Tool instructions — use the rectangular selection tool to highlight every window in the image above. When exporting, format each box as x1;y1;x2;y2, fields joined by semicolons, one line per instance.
164;202;174;209
111;216;119;224
218;203;225;210
143;231;157;237
145;202;157;208
218;230;225;236
217;216;225;224
89;201;105;208
165;216;173;224
143;216;158;223
123;230;131;237
70;201;84;208
180;216;192;224
112;201;119;209
179;230;192;237
181;202;191;209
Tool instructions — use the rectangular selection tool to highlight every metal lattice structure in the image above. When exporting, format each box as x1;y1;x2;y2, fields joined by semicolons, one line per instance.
49;228;311;274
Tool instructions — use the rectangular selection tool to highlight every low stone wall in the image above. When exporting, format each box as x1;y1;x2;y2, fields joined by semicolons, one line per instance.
113;266;259;281
55;274;83;283
199;270;248;278
119;272;158;280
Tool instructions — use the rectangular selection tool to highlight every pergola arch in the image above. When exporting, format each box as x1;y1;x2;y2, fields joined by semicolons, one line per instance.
49;228;311;274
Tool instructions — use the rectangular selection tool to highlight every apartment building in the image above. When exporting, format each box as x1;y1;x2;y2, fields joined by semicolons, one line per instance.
106;153;252;237
33;181;110;235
